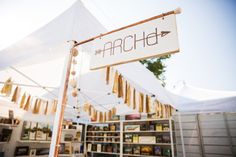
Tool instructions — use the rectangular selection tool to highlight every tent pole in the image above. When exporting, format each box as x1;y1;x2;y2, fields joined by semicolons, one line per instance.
49;42;75;157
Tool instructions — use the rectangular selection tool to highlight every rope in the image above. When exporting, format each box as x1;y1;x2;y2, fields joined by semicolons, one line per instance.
10;66;58;98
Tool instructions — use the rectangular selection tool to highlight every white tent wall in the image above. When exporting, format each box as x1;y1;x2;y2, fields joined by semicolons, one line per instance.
168;84;236;112
172;84;236;101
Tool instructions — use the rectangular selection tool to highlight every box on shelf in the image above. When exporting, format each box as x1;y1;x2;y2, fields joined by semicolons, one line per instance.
132;134;139;143
155;123;163;131
106;145;113;152
109;124;116;131
125;114;141;120
92;144;97;151
97;144;101;152
133;146;140;155
163;134;171;143
156;135;163;143
123;146;132;154
124;134;132;142
140;146;153;155
124;125;140;131
154;146;162;156
163;148;171;157
163;123;170;131
139;136;156;144
87;144;92;151
64;134;73;141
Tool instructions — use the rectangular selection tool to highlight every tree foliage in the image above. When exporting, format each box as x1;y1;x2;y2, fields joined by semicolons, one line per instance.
140;55;171;87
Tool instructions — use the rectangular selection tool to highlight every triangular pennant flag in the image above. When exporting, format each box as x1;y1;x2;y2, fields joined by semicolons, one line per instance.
126;84;131;107
51;100;58;114
106;66;110;85
88;105;92;116
139;93;144;113
1;77;13;96
11;86;20;103
145;95;151;113
23;95;31;111
104;112;107;122
108;110;111;121
32;99;39;114
19;93;26;108
112;71;119;94
117;74;123;98
35;99;41;114
44;101;49;115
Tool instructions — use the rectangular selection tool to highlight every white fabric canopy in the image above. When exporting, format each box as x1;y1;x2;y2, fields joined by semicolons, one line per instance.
169;84;236;112
0;0;174;121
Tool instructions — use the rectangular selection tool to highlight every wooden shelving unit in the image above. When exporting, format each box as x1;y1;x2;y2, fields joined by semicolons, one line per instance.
122;118;175;157
85;118;176;157
85;121;121;156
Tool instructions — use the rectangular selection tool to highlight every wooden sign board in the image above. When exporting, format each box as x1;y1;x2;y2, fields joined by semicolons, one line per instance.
90;14;179;70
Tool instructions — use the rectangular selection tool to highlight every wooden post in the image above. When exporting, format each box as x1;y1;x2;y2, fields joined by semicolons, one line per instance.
49;42;75;157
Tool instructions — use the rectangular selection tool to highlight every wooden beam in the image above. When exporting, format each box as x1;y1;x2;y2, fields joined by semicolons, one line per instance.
74;8;181;47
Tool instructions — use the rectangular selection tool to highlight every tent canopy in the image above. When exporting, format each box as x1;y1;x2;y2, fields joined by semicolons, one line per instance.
169;83;236;112
0;0;175;121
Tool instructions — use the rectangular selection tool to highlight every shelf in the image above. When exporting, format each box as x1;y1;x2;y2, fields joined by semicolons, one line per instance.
87;151;120;155
86;141;120;144
87;136;120;138
0;142;8;144
58;154;71;157
89;121;120;124
17;140;51;143
87;131;120;133
123;118;171;123
123;131;170;133
61;141;84;144
14;155;48;157
62;129;78;131
0;123;18;127
123;154;163;157
123;142;171;146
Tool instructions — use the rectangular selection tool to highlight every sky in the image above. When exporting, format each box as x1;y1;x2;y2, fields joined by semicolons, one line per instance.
0;0;236;91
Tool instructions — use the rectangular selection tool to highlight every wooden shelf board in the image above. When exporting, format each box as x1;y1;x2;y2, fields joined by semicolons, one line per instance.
86;141;120;144
89;120;120;124
17;140;51;143
88;151;119;155
62;129;78;131
123;142;171;146
0;142;8;144
14;155;48;157
123;131;170;133
0;123;18;127
58;154;71;156
87;131;120;133
61;141;84;143
123;154;163;157
123;118;171;123
86;136;120;138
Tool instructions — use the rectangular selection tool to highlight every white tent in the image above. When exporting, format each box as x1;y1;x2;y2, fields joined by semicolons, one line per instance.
169;83;236;112
0;0;175;122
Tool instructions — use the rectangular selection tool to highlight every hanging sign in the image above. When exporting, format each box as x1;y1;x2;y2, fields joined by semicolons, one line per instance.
90;14;179;70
